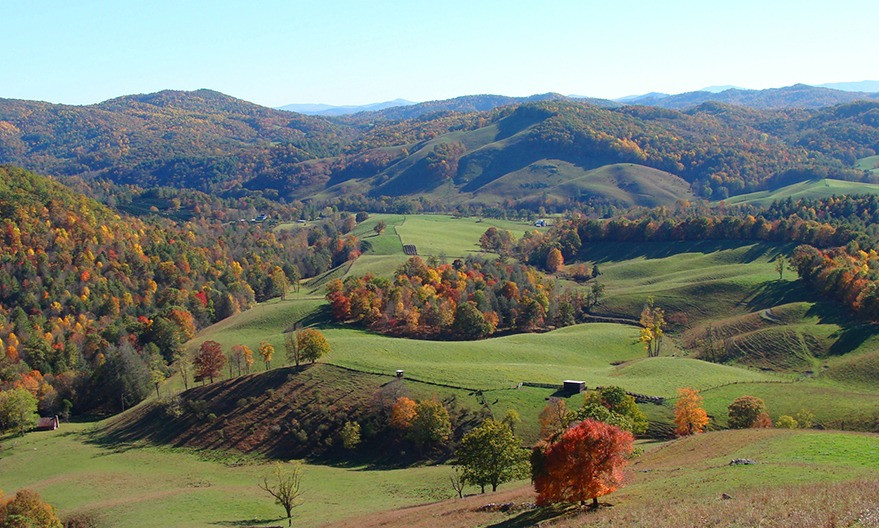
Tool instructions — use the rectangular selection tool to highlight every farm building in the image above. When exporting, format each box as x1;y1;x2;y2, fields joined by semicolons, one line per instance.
563;380;586;394
36;415;60;431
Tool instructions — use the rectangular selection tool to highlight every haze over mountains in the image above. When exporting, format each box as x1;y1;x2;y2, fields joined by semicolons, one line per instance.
279;81;879;115
1;82;877;212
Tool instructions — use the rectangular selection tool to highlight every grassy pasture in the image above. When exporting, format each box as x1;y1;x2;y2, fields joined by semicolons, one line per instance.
0;423;459;528
394;215;539;258
723;178;879;206
856;154;879;173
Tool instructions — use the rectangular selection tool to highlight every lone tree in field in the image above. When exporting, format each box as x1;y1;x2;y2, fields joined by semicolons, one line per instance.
259;462;304;528
259;340;275;370
674;387;710;436
532;419;634;509
193;340;226;383
775;255;787;280
639;296;665;357
728;395;771;429
297;328;331;364
456;419;529;493
374;220;387;235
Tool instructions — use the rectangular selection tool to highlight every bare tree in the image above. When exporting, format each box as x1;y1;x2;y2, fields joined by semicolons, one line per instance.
259;462;304;527
450;466;466;498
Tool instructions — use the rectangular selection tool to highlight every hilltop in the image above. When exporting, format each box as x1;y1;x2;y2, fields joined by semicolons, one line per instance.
1;89;877;207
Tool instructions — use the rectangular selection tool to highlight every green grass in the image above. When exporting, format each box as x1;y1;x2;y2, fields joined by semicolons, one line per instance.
587;240;787;319
0;423;462;528
394;215;540;258
475;162;694;208
856;155;879;173
723;178;879;206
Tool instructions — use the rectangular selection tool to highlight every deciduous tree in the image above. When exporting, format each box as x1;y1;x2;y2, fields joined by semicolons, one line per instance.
456;419;529;493
539;398;568;439
284;332;300;367
258;341;274;371
408;399;452;450
728;395;769;429
674;387;709;436
0;387;39;436
297;328;330;364
0;489;63;528
639;297;665;357
532;419;633;508
389;396;417;430
259;462;304;528
193;340;226;383
546;248;564;272
340;421;361;449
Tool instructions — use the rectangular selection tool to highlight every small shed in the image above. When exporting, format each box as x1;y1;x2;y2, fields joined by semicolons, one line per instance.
563;380;586;394
36;415;59;431
395;369;405;378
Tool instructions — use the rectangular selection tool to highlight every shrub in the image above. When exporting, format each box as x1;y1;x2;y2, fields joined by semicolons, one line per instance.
795;409;815;428
776;415;798;429
728;396;768;429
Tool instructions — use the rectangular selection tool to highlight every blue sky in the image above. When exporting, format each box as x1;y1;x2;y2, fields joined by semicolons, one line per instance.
3;0;876;107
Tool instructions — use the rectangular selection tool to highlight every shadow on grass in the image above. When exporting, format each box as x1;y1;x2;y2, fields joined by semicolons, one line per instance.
210;517;285;527
585;240;780;264
744;279;814;310
485;504;579;528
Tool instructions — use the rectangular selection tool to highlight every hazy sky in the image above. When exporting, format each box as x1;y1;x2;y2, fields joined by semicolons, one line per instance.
3;0;877;107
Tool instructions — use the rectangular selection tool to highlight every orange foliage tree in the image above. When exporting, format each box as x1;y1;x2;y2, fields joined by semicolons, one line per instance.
533;419;633;508
389;396;417;430
674;387;709;436
546;248;564;272
193;340;226;383
0;489;62;527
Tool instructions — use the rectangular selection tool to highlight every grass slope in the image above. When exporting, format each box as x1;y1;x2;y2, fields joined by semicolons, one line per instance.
475;162;693;207
723;178;879;206
345;429;879;528
0;423;457;528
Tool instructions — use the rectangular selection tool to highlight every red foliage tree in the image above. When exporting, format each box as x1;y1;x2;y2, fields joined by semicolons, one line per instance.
533;419;634;508
193;340;226;383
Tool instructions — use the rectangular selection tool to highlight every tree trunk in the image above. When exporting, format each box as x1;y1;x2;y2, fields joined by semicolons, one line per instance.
155;383;160;399
492;483;497;492
592;497;599;509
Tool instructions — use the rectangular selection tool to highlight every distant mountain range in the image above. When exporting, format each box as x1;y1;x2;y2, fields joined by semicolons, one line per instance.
280;81;879;117
2;87;878;210
617;84;879;109
279;98;416;116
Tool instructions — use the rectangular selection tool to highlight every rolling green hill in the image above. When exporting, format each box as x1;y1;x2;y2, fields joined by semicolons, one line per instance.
722;178;879;206
176;217;879;435
3;91;878;207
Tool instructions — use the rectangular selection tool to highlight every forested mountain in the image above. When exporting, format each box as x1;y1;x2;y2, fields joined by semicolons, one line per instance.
1;89;878;209
0;165;361;414
625;84;879;110
0;89;355;191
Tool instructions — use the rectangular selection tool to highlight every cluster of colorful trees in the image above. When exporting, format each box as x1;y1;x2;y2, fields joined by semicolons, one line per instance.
0;167;361;415
326;256;598;339
0;489;63;528
789;244;879;320
512;214;855;273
